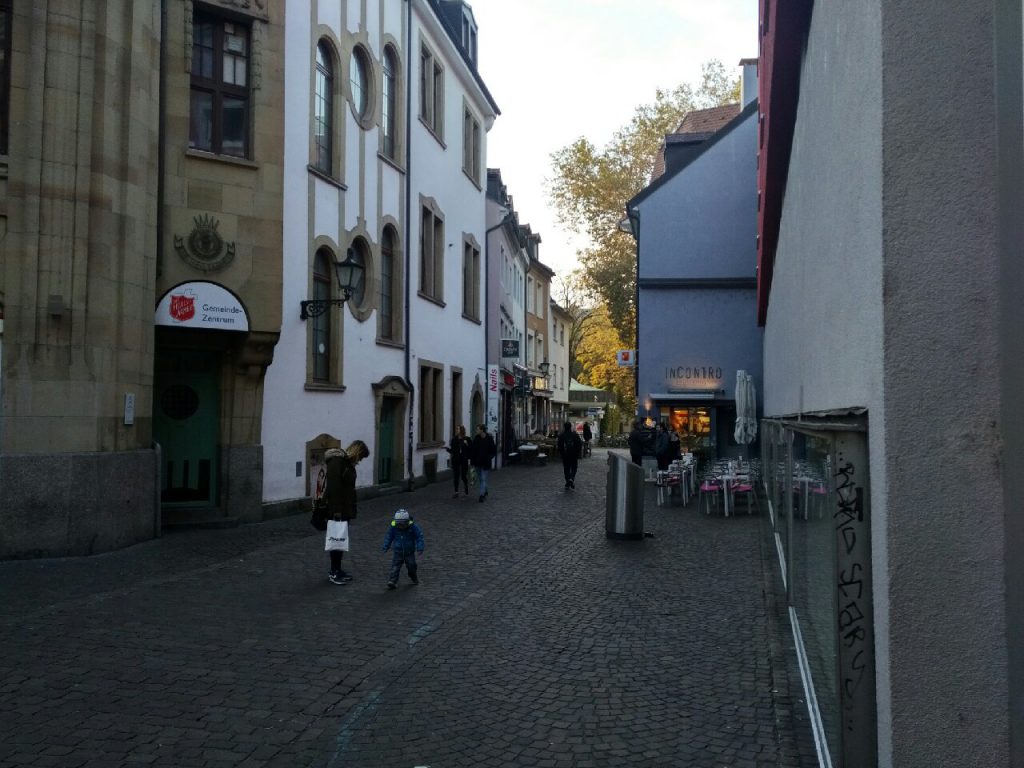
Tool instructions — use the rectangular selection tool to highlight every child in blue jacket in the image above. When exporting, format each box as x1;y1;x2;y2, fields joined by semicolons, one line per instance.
381;509;425;589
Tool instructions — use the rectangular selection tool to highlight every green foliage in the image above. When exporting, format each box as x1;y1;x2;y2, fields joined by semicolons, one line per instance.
547;60;740;347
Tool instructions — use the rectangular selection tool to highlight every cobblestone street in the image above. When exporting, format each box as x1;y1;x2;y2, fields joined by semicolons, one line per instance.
0;450;815;768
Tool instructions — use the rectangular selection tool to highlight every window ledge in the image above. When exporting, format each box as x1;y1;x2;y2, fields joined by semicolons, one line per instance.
461;312;482;325
417;291;446;309
462;167;482;190
376;337;406;350
304;382;347;393
418;117;446;148
185;148;258;169
378;152;406;174
307;165;347;190
416;441;445;450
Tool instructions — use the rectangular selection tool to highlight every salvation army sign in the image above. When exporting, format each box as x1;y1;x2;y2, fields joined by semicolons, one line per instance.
155;282;249;331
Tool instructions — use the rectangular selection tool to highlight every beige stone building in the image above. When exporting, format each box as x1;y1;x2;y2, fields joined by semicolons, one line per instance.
0;0;284;558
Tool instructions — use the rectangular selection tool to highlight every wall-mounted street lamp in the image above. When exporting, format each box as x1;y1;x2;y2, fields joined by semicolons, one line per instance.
538;360;550;375
299;247;364;320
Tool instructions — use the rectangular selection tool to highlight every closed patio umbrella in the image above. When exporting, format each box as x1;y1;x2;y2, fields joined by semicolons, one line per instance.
733;370;757;449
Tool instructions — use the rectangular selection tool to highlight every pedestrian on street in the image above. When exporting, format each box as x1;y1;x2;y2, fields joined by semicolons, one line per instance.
582;421;593;457
628;421;645;467
470;423;497;502
324;439;370;585
668;427;682;462
381;509;424;589
655;422;671;472
446;424;471;498
557;421;583;489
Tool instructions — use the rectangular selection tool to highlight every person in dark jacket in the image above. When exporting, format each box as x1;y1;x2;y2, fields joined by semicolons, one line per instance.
582;421;593;457
469;424;497;502
627;421;645;466
324;439;370;585
557;421;583;489
381;509;425;589
654;423;671;471
446;424;471;498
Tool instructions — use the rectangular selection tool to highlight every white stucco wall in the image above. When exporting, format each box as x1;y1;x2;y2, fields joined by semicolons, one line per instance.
268;0;501;499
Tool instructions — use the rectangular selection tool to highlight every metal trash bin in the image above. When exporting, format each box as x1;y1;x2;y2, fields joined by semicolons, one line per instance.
606;452;645;540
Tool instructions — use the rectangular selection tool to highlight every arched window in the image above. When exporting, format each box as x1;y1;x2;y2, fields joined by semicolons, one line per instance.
382;46;398;159
350;46;369;121
312;249;332;381
348;238;368;308
314;41;333;174
380;227;396;340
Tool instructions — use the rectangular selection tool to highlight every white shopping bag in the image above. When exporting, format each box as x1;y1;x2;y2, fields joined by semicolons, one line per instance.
325;520;350;551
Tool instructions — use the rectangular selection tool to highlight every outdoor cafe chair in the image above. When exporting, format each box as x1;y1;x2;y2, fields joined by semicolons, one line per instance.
699;474;723;515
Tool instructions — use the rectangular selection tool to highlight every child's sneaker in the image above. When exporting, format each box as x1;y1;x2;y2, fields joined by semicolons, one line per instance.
329;572;348;585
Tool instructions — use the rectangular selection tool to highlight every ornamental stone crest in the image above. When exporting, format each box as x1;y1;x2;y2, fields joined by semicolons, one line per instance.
174;214;236;272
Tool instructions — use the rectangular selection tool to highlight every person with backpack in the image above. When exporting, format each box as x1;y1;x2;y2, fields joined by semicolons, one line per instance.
557;421;583;490
582;421;593;457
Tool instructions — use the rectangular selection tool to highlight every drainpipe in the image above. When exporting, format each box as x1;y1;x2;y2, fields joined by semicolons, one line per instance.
403;0;415;491
628;207;640;420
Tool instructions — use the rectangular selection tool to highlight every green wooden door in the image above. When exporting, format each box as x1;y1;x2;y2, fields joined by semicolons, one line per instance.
377;397;397;484
153;349;220;506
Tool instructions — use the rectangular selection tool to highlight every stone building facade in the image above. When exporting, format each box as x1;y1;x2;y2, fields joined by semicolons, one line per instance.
0;0;284;557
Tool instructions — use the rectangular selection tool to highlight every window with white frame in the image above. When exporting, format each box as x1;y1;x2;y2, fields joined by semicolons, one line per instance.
313;41;334;174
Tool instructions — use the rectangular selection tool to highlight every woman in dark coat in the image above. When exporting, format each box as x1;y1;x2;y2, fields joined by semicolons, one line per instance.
447;424;471;498
324;439;370;585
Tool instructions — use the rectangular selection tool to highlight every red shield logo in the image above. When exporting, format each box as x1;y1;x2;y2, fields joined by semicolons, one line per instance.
170;294;196;322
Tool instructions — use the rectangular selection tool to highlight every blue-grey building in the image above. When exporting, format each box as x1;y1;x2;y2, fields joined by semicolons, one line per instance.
626;62;761;459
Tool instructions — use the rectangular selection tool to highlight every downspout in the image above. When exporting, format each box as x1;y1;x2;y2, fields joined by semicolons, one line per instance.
154;0;169;535
403;0;415;491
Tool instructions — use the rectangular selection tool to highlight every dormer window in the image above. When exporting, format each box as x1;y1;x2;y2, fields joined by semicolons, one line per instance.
460;9;477;66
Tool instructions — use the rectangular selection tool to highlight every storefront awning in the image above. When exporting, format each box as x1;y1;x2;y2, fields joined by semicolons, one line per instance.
650;391;717;401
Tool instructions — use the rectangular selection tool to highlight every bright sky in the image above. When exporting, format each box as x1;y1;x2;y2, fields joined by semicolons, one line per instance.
472;0;759;282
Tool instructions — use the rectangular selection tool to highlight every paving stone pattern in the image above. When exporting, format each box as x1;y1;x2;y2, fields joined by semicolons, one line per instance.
0;450;817;768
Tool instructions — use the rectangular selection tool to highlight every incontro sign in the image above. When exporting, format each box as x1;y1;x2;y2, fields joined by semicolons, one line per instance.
154;281;250;331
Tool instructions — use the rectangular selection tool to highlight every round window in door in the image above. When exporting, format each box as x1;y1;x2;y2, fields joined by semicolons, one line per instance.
153;350;220;506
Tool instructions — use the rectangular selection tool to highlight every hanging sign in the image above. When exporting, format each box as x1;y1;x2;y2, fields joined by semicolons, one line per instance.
616;349;635;367
501;339;520;358
155;282;249;331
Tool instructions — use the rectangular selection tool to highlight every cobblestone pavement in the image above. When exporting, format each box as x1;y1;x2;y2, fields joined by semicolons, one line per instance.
0;449;817;768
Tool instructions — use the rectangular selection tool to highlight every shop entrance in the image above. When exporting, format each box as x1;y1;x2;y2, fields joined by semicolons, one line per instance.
153;348;220;506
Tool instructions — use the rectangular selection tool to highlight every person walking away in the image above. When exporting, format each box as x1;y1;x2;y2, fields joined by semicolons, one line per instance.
470;424;497;502
557;421;583;489
447;424;471;497
582;421;593;457
628;421;645;467
324;439;370;585
381;509;425;589
654;422;671;472
668;428;682;463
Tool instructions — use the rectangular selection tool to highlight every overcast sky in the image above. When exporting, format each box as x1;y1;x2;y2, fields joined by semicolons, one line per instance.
472;0;759;282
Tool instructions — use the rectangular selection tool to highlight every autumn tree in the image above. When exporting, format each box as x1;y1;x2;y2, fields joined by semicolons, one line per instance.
574;303;637;419
547;60;740;343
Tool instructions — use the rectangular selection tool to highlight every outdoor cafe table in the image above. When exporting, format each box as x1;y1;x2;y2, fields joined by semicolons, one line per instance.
518;443;539;464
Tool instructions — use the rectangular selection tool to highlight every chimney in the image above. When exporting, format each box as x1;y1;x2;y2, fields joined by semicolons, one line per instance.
739;58;758;107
